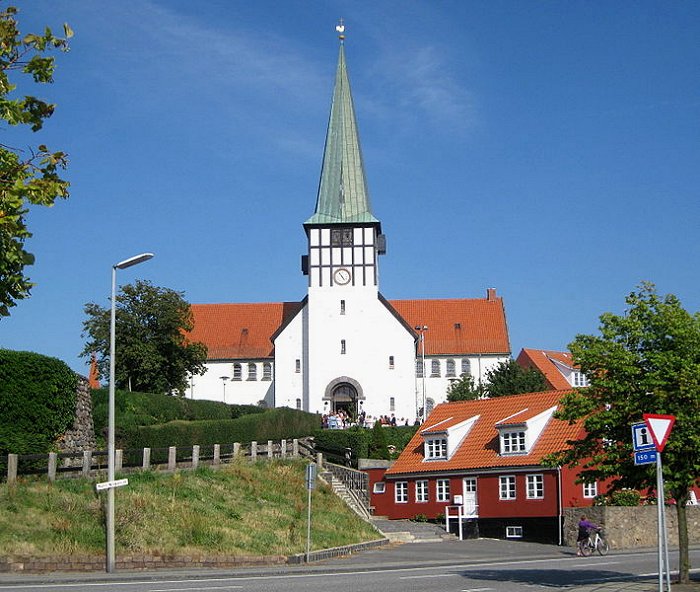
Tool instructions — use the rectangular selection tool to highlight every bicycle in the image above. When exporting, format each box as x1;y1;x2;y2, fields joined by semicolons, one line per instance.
579;528;609;556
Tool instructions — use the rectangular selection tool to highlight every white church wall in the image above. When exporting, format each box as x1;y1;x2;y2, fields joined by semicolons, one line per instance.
273;305;307;409
190;360;274;406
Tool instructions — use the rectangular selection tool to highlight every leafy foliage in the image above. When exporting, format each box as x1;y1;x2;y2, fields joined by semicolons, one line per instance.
0;349;77;460
548;282;700;582
484;359;549;397
446;359;547;401
0;6;72;317
81;280;208;395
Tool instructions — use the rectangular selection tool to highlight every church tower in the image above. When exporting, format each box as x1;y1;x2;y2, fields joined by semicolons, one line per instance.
292;24;415;420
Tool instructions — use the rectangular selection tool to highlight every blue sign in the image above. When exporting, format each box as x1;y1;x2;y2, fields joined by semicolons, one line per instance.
634;449;657;465
632;422;655;452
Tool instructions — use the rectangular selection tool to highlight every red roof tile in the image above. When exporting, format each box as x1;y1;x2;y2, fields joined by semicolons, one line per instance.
516;348;573;390
188;292;510;361
189;302;304;359
386;389;582;476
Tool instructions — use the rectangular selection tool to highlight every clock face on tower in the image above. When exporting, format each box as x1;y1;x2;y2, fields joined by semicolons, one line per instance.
334;267;352;285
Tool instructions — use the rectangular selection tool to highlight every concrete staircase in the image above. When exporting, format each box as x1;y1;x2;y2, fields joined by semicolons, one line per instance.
320;470;372;521
370;517;456;543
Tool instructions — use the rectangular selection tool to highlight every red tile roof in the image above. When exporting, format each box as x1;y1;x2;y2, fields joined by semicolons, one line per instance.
188;291;510;361
516;348;574;390
386;389;582;476
189;302;304;359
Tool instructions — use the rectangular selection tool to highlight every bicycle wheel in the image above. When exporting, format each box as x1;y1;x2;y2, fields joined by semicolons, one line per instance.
580;540;593;556
597;537;609;556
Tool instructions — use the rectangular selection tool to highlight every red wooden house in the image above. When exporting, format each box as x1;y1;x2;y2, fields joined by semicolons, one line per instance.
368;390;607;543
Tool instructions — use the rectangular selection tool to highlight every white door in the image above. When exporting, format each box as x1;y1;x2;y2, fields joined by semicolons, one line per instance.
462;477;478;516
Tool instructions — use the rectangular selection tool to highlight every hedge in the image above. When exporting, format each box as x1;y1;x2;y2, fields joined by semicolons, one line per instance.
312;424;419;462
0;349;78;467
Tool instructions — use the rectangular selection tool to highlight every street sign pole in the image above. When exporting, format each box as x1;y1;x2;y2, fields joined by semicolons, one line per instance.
305;464;316;562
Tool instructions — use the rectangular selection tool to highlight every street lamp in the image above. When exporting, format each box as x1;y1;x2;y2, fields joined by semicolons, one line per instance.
107;252;153;573
220;376;229;403
415;325;428;421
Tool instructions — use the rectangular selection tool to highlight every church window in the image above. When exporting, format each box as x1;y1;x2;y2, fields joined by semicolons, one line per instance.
262;362;272;381
390;397;395;411
295;359;301;373
340;300;345;315
431;359;441;377
461;358;471;376
389;355;394;369
247;363;257;381
446;359;456;377
341;339;346;354
233;363;242;381
296;398;302;410
416;360;424;378
331;228;354;246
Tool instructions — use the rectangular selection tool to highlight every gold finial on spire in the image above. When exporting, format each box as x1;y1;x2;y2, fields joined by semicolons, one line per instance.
336;18;345;43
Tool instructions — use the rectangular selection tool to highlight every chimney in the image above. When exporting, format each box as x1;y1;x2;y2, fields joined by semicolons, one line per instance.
486;287;497;301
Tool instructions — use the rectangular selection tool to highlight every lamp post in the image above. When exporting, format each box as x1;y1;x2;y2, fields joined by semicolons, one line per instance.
220;376;229;403
415;325;428;421
107;252;153;573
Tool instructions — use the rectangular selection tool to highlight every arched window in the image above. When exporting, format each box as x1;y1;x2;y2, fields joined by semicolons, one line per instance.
262;362;272;381
233;363;242;381
446;359;456;377
431;359;441;377
390;397;395;411
461;358;471;376
247;362;257;381
296;398;302;410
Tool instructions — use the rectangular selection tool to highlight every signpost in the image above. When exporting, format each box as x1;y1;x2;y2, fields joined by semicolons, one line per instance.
635;414;676;592
305;463;317;562
95;478;129;492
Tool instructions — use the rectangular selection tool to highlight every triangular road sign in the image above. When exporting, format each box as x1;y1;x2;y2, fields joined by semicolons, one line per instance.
643;414;676;452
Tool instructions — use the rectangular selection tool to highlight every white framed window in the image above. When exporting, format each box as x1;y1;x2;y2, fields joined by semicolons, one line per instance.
573;371;589;387
446;359;456;377
461;358;471;376
501;430;526;454
416;360;424;378
373;482;386;494
233;363;242;381
247;362;257;381
341;339;346;354
389;397;395;412
583;481;598;499
395;481;408;503
415;480;429;503
499;475;516;500
295;398;302;410
436;479;450;502
431;359;441;377
425;438;447;459
262;362;272;381
464;477;477;492
340;299;346;315
295;359;301;373
526;474;544;499
506;526;523;538
389;355;395;369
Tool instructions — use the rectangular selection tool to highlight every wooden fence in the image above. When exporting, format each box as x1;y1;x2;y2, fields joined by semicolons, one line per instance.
4;438;317;484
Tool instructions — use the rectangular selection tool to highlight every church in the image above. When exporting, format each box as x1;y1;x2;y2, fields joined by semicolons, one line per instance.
186;29;511;422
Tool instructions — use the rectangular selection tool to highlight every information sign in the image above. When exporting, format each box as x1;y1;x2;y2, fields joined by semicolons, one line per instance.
631;422;655;452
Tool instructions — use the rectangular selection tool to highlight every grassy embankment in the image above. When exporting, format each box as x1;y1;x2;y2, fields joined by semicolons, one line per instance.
0;459;380;557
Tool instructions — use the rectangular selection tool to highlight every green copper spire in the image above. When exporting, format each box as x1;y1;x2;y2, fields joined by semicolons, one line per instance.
306;40;378;225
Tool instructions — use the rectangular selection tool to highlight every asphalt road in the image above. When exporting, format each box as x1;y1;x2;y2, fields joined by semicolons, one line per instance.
0;540;698;592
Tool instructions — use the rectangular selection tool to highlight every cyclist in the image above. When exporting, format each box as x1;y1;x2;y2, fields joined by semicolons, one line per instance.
577;514;598;556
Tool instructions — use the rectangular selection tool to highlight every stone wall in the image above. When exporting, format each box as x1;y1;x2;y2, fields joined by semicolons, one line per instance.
564;505;700;548
55;375;96;457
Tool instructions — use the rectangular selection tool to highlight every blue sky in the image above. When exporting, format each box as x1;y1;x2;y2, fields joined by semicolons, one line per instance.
2;1;699;375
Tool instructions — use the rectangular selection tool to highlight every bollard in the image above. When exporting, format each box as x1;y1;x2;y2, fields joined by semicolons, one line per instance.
267;440;273;458
7;454;17;484
213;444;220;465
82;450;92;477
192;445;200;469
316;452;323;470
48;452;57;482
233;442;240;460
251;441;257;461
281;439;287;458
115;449;123;472
143;447;151;470
168;446;177;471
293;439;299;457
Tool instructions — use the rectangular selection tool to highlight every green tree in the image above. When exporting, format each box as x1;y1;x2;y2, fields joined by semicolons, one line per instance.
446;373;486;401
484;359;548;398
81;280;208;395
0;6;72;317
548;283;699;583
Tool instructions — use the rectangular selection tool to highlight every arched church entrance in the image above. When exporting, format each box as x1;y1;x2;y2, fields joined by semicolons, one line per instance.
324;376;365;420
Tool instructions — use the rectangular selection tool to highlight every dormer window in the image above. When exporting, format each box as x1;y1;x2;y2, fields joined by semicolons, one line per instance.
501;430;526;454
425;437;447;459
